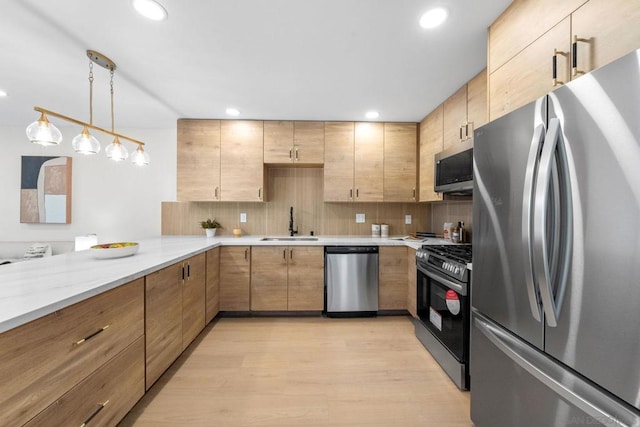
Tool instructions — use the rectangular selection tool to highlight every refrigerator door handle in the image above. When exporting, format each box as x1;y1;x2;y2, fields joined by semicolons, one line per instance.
533;118;573;327
473;311;639;427
522;123;546;322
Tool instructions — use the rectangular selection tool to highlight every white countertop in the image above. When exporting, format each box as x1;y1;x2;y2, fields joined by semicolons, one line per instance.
0;235;450;334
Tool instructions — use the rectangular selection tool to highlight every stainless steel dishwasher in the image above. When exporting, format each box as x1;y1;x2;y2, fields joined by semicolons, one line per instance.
325;246;378;317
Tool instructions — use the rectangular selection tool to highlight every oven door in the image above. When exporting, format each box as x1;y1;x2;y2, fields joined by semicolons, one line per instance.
417;265;469;362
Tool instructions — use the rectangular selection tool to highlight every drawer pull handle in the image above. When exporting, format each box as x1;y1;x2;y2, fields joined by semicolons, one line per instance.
75;324;110;345
80;400;109;427
552;48;567;86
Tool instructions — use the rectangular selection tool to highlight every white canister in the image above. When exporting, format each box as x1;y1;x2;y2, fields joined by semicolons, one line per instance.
381;224;389;238
372;223;381;237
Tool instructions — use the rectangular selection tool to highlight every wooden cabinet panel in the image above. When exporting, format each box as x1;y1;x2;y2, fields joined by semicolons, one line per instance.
205;247;220;324
145;263;183;390
0;280;144;427
251;246;288;311
379;246;408;310
467;70;488;134
220;246;251;311
419;106;443;202
182;253;206;350
220;120;265;201
288;246;324;311
25;338;145;427
407;248;417;318
490;17;571;121
489;0;587;73
571;0;640;78
443;85;468;151
177;119;221;201
294;121;325;164
324;121;355;202
354;122;384;202
264;120;294;164
383;123;417;202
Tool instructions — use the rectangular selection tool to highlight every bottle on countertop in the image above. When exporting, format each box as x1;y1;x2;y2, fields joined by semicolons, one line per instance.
443;222;453;241
458;221;465;243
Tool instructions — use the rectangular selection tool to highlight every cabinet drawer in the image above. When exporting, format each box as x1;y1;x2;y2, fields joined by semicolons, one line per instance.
25;337;145;427
0;279;144;426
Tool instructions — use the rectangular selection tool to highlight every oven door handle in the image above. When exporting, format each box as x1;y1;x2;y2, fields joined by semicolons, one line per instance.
423;269;466;296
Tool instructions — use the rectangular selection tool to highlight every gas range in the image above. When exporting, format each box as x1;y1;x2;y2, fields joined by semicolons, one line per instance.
416;244;472;283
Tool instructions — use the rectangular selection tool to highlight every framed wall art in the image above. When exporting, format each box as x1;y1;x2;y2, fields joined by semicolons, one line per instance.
20;156;72;224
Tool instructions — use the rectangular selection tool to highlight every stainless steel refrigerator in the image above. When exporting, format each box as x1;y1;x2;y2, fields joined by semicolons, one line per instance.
471;48;640;427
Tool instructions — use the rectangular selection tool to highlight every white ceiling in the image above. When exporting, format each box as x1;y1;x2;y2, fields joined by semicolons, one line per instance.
0;0;511;129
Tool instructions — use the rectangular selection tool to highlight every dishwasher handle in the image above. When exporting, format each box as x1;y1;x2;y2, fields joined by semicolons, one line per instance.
325;246;379;254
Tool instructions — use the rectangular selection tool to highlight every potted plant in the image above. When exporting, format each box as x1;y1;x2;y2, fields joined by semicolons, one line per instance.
200;218;222;237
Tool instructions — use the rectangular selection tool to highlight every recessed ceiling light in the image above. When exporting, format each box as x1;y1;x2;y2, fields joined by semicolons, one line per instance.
365;111;380;119
419;7;448;29
132;0;168;21
0;90;7;97
226;108;240;116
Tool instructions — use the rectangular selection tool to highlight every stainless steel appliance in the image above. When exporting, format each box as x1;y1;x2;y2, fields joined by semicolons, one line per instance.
471;49;640;426
415;244;472;390
325;246;378;317
435;138;473;194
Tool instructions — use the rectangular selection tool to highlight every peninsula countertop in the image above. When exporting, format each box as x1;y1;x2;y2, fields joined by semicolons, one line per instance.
0;235;450;334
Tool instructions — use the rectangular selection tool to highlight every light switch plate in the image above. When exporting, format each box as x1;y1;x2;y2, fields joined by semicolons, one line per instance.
240;213;247;223
356;213;365;223
405;215;412;225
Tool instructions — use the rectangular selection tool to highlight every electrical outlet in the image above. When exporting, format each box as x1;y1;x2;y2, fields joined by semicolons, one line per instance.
356;213;366;223
240;212;247;223
405;215;412;225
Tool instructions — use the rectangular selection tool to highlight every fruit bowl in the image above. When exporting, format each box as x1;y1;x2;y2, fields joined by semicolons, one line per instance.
89;242;139;259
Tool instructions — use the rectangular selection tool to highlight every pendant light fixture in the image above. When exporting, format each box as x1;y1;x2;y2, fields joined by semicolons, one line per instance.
26;50;150;166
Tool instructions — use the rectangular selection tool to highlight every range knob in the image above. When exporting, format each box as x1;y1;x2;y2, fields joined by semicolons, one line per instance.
454;267;460;274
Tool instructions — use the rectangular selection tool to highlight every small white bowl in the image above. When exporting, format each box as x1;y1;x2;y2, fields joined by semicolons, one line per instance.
90;242;139;259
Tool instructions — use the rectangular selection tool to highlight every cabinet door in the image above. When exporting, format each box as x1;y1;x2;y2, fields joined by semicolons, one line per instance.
467;70;488;136
443;85;468;150
288;246;324;311
419;106;444;202
177;119;221;201
324;121;354;202
407;248;417;318
145;262;183;390
220;120;265;201
264;120;294;164
383;123;417;202
571;0;640;78
220;246;251;311
379;246;408;310
489;17;571;121
182;252;206;350
354;122;384;202
251;246;288;311
294;121;325;164
205;247;220;324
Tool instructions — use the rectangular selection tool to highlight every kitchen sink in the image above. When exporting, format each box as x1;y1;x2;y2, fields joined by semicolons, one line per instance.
260;237;319;241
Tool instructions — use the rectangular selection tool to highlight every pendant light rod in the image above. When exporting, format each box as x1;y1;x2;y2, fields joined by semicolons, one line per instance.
33;106;145;146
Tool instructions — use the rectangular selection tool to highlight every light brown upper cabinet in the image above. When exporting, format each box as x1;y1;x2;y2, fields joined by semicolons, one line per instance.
264;121;324;165
383;123;417;202
323;122;383;202
443;70;487;150
467;71;488;134
177;119;221;201
220;120;265;201
571;0;640;78
418;105;444;202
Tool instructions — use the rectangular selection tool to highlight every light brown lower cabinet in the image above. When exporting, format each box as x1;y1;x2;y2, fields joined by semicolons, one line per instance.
379;246;408;310
205;247;220;323
287;246;324;311
407;248;417;318
24;337;145;427
0;279;144;427
220;246;251;310
182;253;206;350
251;246;288;310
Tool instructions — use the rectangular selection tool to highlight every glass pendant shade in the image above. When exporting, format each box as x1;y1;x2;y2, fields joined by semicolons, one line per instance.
106;136;129;161
131;145;150;166
26;112;62;146
72;126;101;155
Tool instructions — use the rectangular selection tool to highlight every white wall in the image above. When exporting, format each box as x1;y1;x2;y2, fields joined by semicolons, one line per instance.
0;125;176;243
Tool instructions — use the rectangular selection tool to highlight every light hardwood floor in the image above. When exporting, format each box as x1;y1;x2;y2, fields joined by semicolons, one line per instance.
120;316;471;426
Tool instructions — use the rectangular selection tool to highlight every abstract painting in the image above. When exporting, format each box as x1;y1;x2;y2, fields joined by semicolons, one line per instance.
20;156;72;224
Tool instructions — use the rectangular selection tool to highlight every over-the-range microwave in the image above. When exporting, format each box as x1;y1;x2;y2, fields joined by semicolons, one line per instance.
434;139;473;194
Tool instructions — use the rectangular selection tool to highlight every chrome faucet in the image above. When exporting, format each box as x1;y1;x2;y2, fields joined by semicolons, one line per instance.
289;206;298;236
